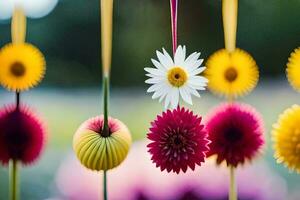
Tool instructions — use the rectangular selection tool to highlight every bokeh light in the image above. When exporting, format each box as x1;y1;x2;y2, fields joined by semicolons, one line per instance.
0;0;58;19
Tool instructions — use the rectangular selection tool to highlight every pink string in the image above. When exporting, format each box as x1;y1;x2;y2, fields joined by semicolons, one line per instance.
170;0;178;55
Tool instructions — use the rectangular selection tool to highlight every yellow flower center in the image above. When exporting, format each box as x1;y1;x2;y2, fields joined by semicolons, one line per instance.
10;62;26;77
224;67;238;82
167;67;188;87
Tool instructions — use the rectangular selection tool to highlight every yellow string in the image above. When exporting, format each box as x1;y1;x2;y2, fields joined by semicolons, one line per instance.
222;0;238;52
229;165;237;200
11;7;26;44
223;2;238;199
101;0;113;77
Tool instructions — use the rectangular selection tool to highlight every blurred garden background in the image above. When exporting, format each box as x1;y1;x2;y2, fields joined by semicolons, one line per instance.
0;0;300;199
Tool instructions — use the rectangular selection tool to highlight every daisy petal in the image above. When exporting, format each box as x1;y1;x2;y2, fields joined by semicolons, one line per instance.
152;85;169;99
147;83;164;93
162;48;174;67
190;67;206;76
164;91;173;109
170;88;179;109
151;59;167;71
144;67;165;76
157;50;173;69
189;76;208;85
174;45;185;66
188;59;204;72
185;52;200;64
145;77;165;84
179;87;193;105
186;86;201;97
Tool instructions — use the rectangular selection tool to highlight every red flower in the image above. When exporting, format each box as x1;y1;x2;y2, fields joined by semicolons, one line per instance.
147;107;210;173
0;105;46;165
205;103;264;167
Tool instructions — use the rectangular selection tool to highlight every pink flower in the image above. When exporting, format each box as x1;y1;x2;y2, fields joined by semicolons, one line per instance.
0;105;46;165
205;103;264;167
147;106;210;173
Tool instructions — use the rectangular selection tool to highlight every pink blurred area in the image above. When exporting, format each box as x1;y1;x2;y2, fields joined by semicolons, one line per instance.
55;140;287;200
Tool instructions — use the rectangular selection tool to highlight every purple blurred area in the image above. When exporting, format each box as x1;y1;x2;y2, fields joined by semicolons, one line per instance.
55;141;287;200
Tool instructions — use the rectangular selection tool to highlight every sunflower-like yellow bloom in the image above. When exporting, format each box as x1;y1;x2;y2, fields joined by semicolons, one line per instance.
73;116;131;171
272;105;300;173
205;49;259;99
0;43;46;91
287;47;300;92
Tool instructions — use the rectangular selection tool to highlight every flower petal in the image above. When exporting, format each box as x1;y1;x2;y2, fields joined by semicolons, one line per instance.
170;88;179;109
186;86;201;97
151;59;167;71
189;67;206;76
179;86;193;105
162;48;174;67
174;45;185;66
157;50;173;69
145;77;165;84
187;59;204;72
144;67;165;76
188;76;208;86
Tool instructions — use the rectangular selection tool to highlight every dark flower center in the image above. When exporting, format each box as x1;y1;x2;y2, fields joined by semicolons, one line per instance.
10;62;26;77
3;111;30;159
224;127;243;143
170;134;186;149
224;67;238;82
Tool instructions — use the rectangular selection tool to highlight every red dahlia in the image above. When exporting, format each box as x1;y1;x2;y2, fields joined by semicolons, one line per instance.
205;103;264;167
0;105;46;165
147;107;210;174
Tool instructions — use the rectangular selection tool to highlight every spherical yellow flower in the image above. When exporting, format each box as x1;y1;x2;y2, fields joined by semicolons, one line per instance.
287;47;300;92
205;49;259;99
272;105;300;173
0;43;46;91
73;115;132;171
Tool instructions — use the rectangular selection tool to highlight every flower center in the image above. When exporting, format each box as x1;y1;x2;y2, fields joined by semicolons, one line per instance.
224;67;238;82
10;62;26;77
167;67;188;87
170;134;186;149
224;127;243;143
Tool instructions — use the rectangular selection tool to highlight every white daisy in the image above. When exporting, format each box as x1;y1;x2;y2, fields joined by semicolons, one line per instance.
145;45;208;109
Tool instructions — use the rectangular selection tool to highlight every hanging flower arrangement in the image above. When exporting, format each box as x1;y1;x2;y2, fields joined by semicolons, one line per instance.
145;0;209;174
0;7;47;200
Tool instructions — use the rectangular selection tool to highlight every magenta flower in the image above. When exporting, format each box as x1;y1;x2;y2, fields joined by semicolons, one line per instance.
205;103;264;167
147;106;210;173
0;105;46;165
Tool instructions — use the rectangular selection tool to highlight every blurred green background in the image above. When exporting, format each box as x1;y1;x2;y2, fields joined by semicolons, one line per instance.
0;0;300;199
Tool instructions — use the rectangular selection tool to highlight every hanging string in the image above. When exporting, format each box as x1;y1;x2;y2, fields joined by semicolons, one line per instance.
101;0;113;78
12;7;26;45
10;7;26;200
222;0;238;52
222;1;238;200
100;0;114;199
229;165;237;200
101;0;113;136
170;0;178;55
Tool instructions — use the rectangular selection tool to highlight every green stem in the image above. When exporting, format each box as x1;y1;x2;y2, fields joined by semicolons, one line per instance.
10;159;19;200
229;166;237;200
103;170;107;200
102;76;110;137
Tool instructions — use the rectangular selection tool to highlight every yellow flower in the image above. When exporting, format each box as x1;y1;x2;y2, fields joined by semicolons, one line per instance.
0;43;46;91
205;49;259;99
73;116;131;171
287;47;300;92
272;105;300;173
